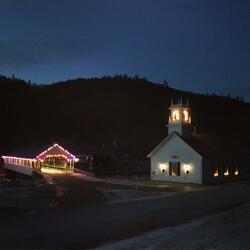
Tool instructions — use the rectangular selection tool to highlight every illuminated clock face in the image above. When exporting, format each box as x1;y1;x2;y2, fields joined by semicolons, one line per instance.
172;110;180;121
183;110;189;121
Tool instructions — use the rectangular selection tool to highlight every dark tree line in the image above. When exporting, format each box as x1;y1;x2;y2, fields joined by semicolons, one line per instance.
0;74;249;160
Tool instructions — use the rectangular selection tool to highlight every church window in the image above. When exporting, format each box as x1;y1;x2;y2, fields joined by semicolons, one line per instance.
172;110;180;121
234;166;239;176
169;162;180;176
213;170;219;177
224;169;229;176
183;110;189;121
212;163;219;177
222;164;229;176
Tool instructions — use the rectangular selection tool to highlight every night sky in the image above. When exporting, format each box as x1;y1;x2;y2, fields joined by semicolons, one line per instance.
0;0;250;99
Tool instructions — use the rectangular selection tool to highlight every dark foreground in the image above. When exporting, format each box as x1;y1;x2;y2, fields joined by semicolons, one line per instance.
0;174;250;249
95;201;250;250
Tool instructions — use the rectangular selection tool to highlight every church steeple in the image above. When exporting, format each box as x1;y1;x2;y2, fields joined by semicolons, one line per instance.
167;98;192;138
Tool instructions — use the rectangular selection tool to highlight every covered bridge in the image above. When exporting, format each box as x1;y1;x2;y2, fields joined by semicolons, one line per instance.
2;143;79;175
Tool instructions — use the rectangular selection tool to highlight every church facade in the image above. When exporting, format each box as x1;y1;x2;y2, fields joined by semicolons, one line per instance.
148;99;243;184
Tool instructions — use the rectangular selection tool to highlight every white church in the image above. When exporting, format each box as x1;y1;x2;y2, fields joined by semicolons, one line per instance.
148;99;243;184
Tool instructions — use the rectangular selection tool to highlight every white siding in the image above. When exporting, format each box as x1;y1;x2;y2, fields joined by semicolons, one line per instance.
150;134;203;184
4;163;33;176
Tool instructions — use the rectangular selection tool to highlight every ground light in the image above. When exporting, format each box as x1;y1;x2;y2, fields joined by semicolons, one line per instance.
41;167;68;174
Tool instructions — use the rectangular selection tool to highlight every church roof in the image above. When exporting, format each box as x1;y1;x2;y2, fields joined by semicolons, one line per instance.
183;133;228;159
148;132;249;161
187;133;250;160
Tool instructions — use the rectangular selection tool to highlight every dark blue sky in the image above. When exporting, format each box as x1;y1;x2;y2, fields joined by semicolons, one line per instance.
0;0;250;99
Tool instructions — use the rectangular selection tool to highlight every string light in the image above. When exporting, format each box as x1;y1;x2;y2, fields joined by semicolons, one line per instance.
36;143;78;160
2;156;36;161
1;143;79;169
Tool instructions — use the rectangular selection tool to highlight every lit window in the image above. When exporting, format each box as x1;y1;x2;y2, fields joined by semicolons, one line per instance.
224;169;229;176
183;110;189;121
214;170;219;177
169;162;180;176
235;169;239;176
172;110;180;121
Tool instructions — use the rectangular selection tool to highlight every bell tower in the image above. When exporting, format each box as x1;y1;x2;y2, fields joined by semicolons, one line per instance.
167;98;192;138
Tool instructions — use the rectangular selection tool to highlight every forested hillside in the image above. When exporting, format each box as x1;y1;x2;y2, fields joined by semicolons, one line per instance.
0;75;249;159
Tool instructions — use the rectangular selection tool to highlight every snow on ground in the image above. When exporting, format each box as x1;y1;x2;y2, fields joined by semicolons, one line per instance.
94;202;250;250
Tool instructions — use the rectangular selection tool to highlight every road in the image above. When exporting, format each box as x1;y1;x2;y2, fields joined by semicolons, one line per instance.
1;177;250;249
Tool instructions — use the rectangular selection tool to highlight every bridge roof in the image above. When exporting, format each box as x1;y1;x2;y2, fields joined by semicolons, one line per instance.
36;143;76;160
3;143;82;161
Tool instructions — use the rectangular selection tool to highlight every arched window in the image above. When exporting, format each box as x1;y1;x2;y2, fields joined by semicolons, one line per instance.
183;110;189;121
172;110;180;121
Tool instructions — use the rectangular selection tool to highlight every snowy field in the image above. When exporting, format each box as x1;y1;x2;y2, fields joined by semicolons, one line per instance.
95;202;250;250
